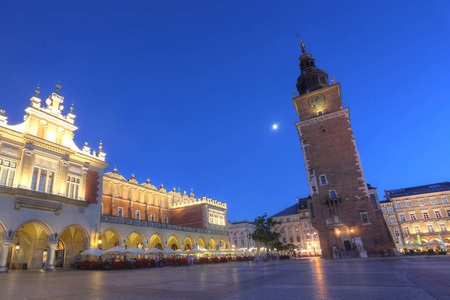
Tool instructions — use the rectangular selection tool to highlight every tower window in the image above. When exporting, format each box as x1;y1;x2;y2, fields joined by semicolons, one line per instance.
360;212;369;224
320;175;327;185
318;111;323;116
330;191;337;199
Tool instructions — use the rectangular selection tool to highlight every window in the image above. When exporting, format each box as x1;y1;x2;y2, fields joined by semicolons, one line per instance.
390;217;396;223
382;208;386;213
330;191;337;199
233;232;237;235
360;212;369;224
423;212;429;219
286;218;290;222
309;203;315;217
410;213;416;221
240;239;244;246
406;202;412;208
320;175;327;185
297;236;300;242
240;232;244;235
430;198;436;205
318;111;323;116
403;227;409;235
333;215;340;224
370;194;378;209
394;230;400;237
447;210;450;217
164;216;168;223
435;211;442;218
209;213;214;223
0;159;17;187
233;240;237;246
414;226;420;233
31;167;55;193
151;214;155;222
288;228;291;232
312;186;317;192
136;210;140;220
427;225;434;233
290;237;293;243
388;207;393;213
326;218;333;225
385;217;389;224
396;203;401;209
118;207;123;217
304;223;308;228
443;197;448;204
283;237;286;243
440;224;447;232
419;200;424;206
66;175;80;199
399;215;405;221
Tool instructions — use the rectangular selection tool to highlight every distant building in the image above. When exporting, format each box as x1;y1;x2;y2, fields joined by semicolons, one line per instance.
227;220;256;254
381;182;450;248
271;197;321;255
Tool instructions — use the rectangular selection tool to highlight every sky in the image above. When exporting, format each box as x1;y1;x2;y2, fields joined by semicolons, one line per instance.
1;1;449;222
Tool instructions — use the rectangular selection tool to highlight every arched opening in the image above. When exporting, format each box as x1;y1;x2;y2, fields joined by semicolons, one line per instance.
209;238;217;250
101;229;122;251
167;235;181;250
125;231;145;249
183;236;195;251
58;224;89;268
149;233;164;250
197;237;206;250
9;221;52;270
219;238;228;250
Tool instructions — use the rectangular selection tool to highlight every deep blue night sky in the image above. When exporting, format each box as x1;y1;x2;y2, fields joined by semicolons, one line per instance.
1;1;449;222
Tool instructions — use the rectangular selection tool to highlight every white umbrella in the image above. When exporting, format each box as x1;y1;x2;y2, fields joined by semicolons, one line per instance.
208;249;219;253
175;249;186;255
189;249;205;254
125;247;145;255
104;246;126;254
80;247;104;256
146;247;163;254
162;248;177;255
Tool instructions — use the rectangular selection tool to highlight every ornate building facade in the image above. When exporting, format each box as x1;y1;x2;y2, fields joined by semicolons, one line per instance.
291;41;395;258
228;220;256;254
0;85;228;272
380;182;450;248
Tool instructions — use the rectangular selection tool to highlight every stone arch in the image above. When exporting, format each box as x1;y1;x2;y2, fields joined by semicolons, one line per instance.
197;236;207;249
9;220;54;270
58;224;90;267
148;233;165;250
167;234;181;250
126;230;145;249
182;236;196;250
219;238;229;249
101;228;123;250
208;237;218;250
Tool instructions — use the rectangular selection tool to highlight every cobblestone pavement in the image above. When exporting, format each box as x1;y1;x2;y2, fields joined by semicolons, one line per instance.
1;256;450;300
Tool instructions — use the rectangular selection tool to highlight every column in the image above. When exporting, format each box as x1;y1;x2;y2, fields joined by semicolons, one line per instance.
46;243;57;271
0;242;12;273
57;158;69;196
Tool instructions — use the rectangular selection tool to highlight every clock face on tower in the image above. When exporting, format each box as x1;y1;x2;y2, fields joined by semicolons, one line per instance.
308;95;326;109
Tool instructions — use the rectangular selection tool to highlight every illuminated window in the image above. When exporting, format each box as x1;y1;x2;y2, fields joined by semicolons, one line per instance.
414;226;420;233
423;212;429;219
0;159;17;187
403;227;409;235
295;227;299;232
31;167;55;193
66;175;80;199
430;198;436;205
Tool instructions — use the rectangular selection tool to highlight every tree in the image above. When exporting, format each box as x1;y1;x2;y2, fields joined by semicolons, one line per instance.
250;213;281;256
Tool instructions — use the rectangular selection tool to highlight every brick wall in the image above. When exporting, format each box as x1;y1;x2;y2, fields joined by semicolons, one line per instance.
170;205;204;228
85;170;99;204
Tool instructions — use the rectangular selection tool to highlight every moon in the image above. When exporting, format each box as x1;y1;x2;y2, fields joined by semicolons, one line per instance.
272;124;278;130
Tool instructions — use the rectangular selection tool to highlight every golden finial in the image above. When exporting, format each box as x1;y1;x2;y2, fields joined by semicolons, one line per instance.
70;103;74;113
295;33;306;54
99;140;103;152
85;142;88;147
293;90;297;97
55;80;61;94
0;109;5;115
35;85;40;97
332;76;336;84
147;177;150;183
113;165;117;172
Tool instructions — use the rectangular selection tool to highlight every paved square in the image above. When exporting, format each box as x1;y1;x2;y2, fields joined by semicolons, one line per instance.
1;256;449;299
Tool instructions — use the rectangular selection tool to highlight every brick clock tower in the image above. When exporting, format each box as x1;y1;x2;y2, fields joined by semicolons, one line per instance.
292;41;395;258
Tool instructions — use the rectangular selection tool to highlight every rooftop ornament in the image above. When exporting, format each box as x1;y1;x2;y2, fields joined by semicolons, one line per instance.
35;85;40;97
295;33;306;54
70;103;74;113
55;80;62;94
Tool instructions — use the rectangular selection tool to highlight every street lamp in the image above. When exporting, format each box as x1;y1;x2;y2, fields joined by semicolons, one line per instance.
15;239;20;250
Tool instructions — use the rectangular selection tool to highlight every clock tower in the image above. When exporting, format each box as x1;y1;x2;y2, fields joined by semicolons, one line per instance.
292;41;395;258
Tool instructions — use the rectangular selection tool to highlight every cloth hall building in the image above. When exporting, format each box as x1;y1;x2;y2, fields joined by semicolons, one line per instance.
0;86;228;272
